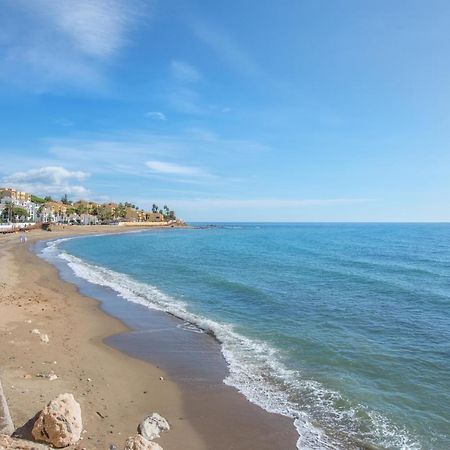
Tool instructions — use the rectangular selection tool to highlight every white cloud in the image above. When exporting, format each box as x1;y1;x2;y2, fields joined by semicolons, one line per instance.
3;166;90;197
146;161;208;177
0;0;145;90
170;60;202;83
145;111;167;120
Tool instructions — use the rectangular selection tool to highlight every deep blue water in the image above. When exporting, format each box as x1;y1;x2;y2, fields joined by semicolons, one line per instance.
50;224;449;449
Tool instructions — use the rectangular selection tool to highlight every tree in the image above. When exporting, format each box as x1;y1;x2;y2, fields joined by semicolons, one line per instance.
116;203;126;218
12;207;28;221
75;203;88;215
44;196;53;202
61;194;70;205
152;204;159;213
1;201;13;223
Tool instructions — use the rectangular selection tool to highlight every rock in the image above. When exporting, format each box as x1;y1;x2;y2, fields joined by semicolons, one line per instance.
0;434;50;449
31;393;82;448
40;334;49;344
124;434;163;450
35;371;57;381
137;413;169;441
30;329;40;335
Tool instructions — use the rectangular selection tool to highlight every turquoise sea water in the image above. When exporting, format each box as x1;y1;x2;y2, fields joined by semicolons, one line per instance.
48;224;449;449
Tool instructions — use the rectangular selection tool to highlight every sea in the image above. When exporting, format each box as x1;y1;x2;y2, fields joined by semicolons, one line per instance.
39;223;450;450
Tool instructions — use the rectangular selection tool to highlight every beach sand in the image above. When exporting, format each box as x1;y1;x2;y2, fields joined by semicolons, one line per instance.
0;226;298;449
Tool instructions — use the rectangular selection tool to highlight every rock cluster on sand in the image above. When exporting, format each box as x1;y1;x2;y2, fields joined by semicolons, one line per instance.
137;413;170;441
124;434;163;450
123;413;169;450
1;379;170;450
32;393;82;448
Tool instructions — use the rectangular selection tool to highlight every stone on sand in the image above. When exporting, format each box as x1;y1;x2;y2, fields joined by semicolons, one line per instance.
137;413;169;441
0;434;50;449
124;434;163;450
39;334;49;344
31;393;82;448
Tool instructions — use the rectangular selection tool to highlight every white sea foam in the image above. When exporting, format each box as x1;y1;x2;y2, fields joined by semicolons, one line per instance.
40;238;422;450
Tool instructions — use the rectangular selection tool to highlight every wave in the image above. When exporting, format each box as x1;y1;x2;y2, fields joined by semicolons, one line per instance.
40;238;421;450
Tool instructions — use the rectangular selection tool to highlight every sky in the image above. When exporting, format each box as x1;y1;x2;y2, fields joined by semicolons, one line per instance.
1;0;450;221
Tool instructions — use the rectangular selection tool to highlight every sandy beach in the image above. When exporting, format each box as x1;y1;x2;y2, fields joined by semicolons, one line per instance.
0;226;298;450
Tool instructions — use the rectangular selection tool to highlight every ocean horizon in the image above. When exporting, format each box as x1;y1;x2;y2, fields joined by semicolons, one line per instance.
40;223;450;449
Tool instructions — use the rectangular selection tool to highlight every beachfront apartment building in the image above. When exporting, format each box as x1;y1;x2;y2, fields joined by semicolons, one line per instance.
0;187;31;202
0;187;38;222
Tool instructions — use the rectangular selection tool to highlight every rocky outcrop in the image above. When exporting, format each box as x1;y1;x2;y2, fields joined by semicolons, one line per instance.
124;434;163;450
31;394;82;448
137;413;169;441
0;434;50;449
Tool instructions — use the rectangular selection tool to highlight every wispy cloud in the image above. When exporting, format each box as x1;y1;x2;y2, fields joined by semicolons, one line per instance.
146;160;209;177
1;129;269;189
145;111;167;121
171;60;202;83
0;0;145;90
3;166;90;197
167;60;205;114
167;198;371;209
188;17;261;77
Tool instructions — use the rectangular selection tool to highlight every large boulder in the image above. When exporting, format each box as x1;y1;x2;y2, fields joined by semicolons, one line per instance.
31;394;82;448
137;413;169;441
0;434;50;449
124;434;163;450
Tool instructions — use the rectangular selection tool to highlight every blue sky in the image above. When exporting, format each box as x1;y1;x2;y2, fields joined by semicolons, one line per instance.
1;0;449;221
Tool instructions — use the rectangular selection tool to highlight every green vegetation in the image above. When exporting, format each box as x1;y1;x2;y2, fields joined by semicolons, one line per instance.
30;194;46;204
12;206;28;217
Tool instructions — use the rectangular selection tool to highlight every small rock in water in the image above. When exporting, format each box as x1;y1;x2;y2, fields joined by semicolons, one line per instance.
137;413;170;441
124;434;163;450
32;393;83;448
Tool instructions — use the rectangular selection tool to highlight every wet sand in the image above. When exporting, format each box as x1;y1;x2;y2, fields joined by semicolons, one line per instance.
0;226;298;449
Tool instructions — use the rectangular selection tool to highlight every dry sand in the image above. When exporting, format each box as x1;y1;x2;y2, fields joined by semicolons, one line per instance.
0;226;298;450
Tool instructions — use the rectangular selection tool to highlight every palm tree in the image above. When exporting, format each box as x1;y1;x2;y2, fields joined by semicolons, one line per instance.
2;201;13;223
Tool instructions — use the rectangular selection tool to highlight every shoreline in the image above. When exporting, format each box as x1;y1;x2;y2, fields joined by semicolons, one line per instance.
0;225;298;449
